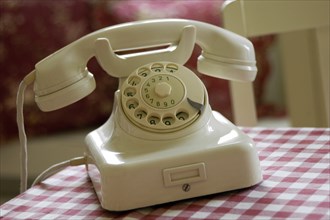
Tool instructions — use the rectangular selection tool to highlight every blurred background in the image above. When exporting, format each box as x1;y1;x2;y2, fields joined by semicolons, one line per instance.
2;0;327;204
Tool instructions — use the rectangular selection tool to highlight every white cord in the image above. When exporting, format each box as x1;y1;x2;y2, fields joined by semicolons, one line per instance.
17;71;36;193
17;71;87;192
31;156;86;187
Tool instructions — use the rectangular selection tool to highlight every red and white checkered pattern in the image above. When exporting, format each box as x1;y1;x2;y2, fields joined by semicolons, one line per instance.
1;127;329;219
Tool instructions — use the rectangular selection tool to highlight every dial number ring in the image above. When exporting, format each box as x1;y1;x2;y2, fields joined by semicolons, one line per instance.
141;74;184;109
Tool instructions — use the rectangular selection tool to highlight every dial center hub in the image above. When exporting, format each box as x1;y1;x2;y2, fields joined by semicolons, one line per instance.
155;82;172;98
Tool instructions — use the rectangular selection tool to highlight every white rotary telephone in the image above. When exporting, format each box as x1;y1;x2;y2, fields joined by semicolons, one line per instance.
17;19;262;211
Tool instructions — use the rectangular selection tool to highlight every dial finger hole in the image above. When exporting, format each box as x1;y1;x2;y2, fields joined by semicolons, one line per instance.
151;63;164;73
128;76;141;86
176;111;189;121
124;87;136;97
163;116;175;126
166;64;178;73
134;109;147;119
148;116;160;125
126;99;139;110
137;67;150;77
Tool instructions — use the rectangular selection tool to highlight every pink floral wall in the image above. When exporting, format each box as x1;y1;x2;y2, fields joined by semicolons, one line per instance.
0;0;281;144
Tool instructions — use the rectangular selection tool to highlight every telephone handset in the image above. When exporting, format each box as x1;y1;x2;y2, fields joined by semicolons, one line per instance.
17;19;262;211
33;19;256;112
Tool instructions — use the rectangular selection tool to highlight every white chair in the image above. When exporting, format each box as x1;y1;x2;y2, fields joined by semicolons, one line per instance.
222;0;329;127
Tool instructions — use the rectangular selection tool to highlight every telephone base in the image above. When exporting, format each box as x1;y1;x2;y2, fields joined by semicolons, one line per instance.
85;111;262;211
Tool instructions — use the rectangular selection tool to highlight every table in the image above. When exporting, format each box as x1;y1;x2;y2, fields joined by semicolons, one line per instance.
1;127;329;219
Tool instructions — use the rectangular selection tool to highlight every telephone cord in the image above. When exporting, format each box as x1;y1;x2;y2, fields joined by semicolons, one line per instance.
17;71;36;193
17;71;86;192
31;156;86;187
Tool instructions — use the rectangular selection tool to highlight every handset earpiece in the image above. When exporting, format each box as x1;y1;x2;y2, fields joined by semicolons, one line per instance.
193;21;257;82
197;51;257;82
34;43;96;112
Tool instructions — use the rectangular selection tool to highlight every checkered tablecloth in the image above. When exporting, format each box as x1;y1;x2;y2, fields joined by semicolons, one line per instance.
1;127;329;219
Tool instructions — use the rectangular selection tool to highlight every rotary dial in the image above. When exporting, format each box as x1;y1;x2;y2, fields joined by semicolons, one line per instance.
121;62;205;132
